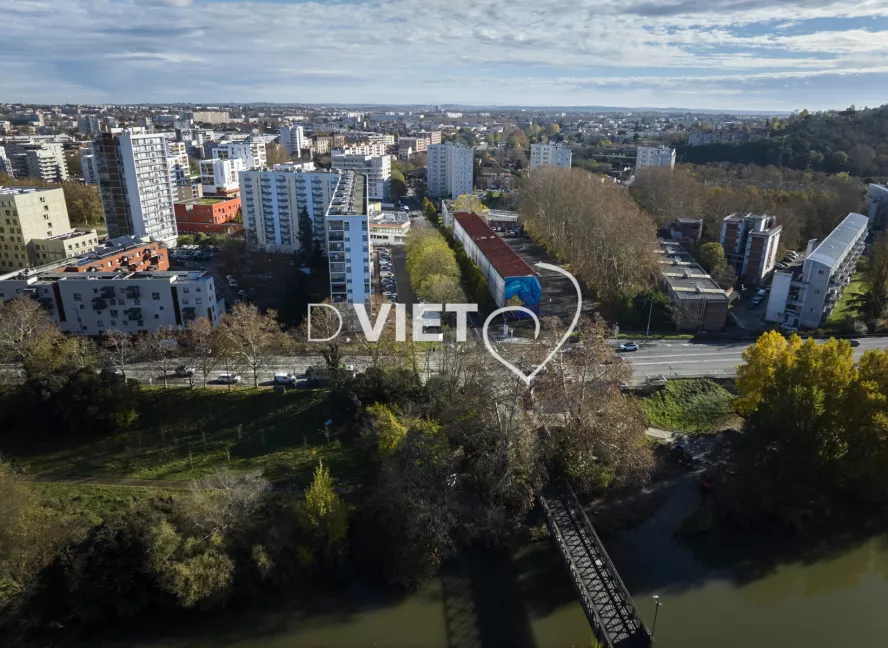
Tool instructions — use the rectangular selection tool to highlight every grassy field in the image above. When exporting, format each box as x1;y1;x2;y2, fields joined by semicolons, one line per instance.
827;272;865;326
27;482;154;525
6;388;368;488
640;379;740;434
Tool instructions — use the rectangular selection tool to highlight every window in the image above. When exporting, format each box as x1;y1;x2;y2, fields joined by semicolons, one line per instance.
73;293;82;301
155;314;160;319
195;298;202;304
819;269;824;275
152;292;160;300
97;320;104;327
111;309;119;318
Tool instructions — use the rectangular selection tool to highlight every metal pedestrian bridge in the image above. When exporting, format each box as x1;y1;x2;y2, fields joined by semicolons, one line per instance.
539;484;655;648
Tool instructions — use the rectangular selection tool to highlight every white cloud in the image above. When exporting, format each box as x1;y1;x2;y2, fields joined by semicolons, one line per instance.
1;0;887;109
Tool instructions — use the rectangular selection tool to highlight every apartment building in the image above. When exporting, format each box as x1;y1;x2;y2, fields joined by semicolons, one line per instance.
340;141;386;157
671;218;703;244
866;183;888;230
174;197;242;234
78;116;102;135
59;236;169;273
80;144;98;184
398;136;429;155
427;143;473;198
766;212;869;329
331;153;390;201
636;146;676;172
212;141;266;170
92;128;179;247
326;172;371;304
30;230;99;265
3;142;68;182
529;143;572;169
279;125;305;155
719;213;782;284
311;136;332;155
200;157;244;196
189;111;230;125
0;267;221;335
0;186;74;271
658;240;730;332
239;168;340;253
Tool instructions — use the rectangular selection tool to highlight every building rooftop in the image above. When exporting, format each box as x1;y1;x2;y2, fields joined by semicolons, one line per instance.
37;228;96;242
454;212;537;279
658;240;730;302
0;185;59;196
806;212;869;269
327;171;367;216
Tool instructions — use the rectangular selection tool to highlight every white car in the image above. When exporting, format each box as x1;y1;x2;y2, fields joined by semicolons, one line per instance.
273;373;297;385
217;373;242;384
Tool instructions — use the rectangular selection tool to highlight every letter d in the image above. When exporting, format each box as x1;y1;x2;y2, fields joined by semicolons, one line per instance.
307;303;343;342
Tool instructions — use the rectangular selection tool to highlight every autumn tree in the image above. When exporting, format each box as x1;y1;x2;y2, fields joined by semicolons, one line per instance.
220;303;286;388
297;462;349;570
0;296;67;377
853;234;888;325
452;193;486;215
390;169;407;199
630;166;708;226
136;327;179;388
265;142;290;167
405;228;460;294
102;330;138;381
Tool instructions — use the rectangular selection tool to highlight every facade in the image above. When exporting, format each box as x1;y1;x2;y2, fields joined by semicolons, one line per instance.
0;268;222;335
78;116;102;134
369;212;410;246
199;157;244;196
311;136;332;155
279;125;305;155
671;218;703;244
4;142;68;182
174;197;242;234
239;168;340;253
428;143;473;198
331;153;390;201
0;147;11;176
0;186;72;271
213;141;266;170
93;128;179;247
399;136;429;155
80;145;98;184
190;111;230;125
658;240;730;332
60;237;169;274
766;213;869;329
451;211;541;312
340;141;386;157
719;213;782;284
636;146;676;172
529;143;572;169
30;229;99;265
325;172;371;304
866;183;888;230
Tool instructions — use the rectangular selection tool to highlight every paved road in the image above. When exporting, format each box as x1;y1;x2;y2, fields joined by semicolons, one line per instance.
621;336;888;381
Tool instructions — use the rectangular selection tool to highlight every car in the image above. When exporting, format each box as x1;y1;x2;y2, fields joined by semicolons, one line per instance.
780;323;799;333
217;373;242;384
175;365;196;377
849;339;861;347
273;373;297;385
619;342;639;352
228;279;238;288
237;289;247;298
756;288;768;297
752;296;763;306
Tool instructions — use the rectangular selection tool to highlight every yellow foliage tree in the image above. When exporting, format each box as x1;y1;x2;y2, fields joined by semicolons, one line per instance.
735;331;802;416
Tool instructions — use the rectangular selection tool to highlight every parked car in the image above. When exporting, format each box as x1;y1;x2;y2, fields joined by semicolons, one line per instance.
849;339;861;347
619;342;639;352
175;365;196;377
217;373;242;384
273;373;297;385
752;296;763;306
237;289;247;298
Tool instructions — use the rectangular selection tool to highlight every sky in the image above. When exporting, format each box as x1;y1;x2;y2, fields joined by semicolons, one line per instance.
3;0;888;111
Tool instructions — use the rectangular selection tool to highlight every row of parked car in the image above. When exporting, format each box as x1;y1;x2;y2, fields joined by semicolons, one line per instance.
774;249;799;272
172;246;215;262
378;248;397;302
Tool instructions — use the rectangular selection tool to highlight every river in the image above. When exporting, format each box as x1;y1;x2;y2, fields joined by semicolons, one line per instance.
108;480;888;648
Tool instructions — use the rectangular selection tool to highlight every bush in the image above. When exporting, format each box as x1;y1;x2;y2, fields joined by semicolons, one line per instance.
640;379;737;434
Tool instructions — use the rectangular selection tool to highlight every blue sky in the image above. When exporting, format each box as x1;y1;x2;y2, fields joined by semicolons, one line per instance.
3;0;888;111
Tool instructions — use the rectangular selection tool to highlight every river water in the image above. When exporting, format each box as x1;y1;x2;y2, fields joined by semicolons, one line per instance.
116;482;888;648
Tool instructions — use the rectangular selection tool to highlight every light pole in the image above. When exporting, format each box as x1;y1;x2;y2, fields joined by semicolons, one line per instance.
651;595;662;638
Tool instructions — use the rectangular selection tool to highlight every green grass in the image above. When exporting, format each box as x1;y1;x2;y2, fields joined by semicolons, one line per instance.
640;379;739;434
8;389;369;488
26;483;154;526
827;272;865;326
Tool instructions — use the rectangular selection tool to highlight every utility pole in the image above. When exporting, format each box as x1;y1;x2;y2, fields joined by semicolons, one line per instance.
652;595;662;638
646;296;654;336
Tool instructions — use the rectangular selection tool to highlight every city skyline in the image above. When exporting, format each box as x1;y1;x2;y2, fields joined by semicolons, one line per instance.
2;0;888;111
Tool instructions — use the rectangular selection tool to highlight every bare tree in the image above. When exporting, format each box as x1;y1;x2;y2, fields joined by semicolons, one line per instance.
102;330;138;381
178;318;222;388
176;468;270;539
296;298;346;369
220;303;285;388
136;327;180;388
0;296;64;376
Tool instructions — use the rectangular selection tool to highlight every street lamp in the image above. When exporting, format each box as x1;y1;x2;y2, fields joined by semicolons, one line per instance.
651;595;662;638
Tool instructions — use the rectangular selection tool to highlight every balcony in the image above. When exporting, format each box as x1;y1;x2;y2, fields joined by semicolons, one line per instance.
126;308;142;321
92;298;108;311
99;286;115;299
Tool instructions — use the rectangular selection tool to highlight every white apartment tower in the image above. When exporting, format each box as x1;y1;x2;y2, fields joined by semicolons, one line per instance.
239;168;340;254
530;143;572;169
279;125;305;156
331;153;390;201
92;129;179;247
213;141;267;170
80;144;99;184
636;146;676;172
200;158;245;197
325;171;371;304
427;143;473;198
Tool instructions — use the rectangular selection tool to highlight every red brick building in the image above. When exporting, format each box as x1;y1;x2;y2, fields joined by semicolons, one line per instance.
174;197;243;234
56;239;169;273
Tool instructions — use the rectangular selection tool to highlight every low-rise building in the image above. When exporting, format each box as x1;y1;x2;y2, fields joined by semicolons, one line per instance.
30;229;99;265
0;267;222;335
369;212;410;246
671;218;703;244
59;236;169;274
766;212;869;329
720;213;781;284
658;240;730;332
199;158;244;197
174;197;242;234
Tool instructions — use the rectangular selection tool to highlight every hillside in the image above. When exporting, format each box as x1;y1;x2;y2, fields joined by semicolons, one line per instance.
679;105;888;178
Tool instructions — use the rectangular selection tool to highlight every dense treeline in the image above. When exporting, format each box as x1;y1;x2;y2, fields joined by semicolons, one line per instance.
678;105;888;177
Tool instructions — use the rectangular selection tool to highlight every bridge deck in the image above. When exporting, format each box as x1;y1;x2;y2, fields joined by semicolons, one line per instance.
539;485;654;648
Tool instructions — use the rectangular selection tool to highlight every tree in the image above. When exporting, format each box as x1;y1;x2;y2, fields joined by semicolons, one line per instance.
136;327;179;388
0;296;66;377
179;318;221;388
297;298;346;369
853;235;888;325
220;303;285;388
297;462;348;570
630;167;707;226
102;330;138;381
405;229;460;294
61;182;104;226
177;469;270;538
390;169;407;199
453;193;485;215
265;142;290;167
698;242;728;274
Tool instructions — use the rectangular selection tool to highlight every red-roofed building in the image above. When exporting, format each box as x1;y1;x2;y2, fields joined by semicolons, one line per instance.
174;197;243;234
452;212;541;312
